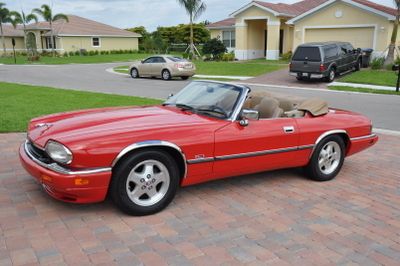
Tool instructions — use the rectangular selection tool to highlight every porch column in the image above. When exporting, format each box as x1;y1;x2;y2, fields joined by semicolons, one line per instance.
266;20;280;60
234;21;248;60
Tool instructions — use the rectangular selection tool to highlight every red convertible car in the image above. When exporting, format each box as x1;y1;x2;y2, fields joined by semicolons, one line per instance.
20;81;378;215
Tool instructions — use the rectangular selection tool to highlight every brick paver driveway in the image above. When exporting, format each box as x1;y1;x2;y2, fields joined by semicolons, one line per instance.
246;68;329;89
1;133;399;265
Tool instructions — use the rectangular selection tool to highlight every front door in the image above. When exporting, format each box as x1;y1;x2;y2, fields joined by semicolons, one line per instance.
140;57;156;76
213;118;299;178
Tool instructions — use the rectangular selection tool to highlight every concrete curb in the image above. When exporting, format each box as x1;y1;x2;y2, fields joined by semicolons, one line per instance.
330;82;397;91
237;82;396;97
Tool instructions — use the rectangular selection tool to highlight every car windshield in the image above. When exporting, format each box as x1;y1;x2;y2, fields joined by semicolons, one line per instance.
164;81;243;119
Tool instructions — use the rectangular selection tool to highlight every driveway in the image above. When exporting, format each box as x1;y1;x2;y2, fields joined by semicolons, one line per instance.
246;68;329;89
1;133;399;265
1;63;400;131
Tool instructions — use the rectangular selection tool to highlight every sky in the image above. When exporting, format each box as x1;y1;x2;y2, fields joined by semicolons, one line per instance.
2;0;397;31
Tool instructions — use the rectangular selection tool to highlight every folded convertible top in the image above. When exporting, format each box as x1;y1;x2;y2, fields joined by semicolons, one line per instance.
297;98;329;117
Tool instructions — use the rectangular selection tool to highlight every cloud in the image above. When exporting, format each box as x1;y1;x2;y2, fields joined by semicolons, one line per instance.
2;0;396;31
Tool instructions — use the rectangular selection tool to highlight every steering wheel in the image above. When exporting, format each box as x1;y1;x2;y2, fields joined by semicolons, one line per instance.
208;105;228;118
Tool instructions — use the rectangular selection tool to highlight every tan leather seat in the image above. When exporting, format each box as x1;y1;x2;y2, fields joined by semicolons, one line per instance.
254;97;284;119
275;98;295;112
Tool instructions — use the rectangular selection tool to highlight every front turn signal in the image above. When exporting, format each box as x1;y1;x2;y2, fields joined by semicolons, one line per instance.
74;178;89;186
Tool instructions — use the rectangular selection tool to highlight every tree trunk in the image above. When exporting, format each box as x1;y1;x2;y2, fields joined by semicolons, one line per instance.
0;20;6;56
385;12;400;65
50;20;55;57
189;15;195;58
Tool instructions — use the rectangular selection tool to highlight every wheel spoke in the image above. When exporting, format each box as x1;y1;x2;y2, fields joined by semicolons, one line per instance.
128;172;143;185
146;188;158;198
130;186;145;200
143;164;154;177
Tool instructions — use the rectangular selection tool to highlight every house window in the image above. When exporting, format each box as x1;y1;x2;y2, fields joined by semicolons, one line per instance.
45;37;56;49
92;37;100;47
222;30;235;48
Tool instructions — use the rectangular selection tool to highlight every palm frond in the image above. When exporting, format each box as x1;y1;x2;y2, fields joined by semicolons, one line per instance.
26;13;38;23
53;13;68;22
193;2;206;21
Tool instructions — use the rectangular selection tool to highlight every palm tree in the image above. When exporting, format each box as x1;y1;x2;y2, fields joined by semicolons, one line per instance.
385;0;400;65
9;11;38;56
33;4;68;56
176;0;206;58
0;2;11;55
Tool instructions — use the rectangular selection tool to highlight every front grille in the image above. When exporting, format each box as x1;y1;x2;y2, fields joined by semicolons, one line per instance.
26;141;53;164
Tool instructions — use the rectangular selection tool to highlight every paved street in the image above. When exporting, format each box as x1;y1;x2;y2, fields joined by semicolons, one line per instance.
1;133;399;265
1;63;399;131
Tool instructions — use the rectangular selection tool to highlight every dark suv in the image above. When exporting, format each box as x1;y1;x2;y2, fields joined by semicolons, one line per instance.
289;42;362;82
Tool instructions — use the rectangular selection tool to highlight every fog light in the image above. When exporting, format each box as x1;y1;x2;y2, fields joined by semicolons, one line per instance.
74;178;89;185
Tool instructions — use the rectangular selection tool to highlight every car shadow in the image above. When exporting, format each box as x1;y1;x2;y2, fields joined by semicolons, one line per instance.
26;168;307;217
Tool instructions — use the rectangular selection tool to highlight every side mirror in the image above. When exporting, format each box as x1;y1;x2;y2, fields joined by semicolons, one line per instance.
392;64;399;71
167;93;174;99
141;60;144;63
239;109;259;127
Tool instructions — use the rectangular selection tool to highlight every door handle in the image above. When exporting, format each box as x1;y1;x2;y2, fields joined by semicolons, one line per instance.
283;126;295;133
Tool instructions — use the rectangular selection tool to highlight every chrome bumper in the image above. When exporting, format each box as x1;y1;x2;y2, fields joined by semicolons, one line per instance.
24;140;111;175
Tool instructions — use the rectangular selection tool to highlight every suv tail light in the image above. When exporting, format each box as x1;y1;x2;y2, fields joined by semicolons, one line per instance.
289;62;292;69
319;64;326;72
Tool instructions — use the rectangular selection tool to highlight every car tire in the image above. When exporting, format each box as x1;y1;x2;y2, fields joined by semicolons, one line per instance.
130;68;139;79
181;76;190;80
296;76;303;81
110;149;180;216
162;69;171;80
354;59;361;71
304;135;345;182
325;68;336;82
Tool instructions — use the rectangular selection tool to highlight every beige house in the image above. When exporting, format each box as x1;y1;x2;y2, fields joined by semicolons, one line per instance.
1;15;141;54
207;0;398;60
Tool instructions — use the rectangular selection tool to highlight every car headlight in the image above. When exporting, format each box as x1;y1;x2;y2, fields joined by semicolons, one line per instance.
45;140;73;165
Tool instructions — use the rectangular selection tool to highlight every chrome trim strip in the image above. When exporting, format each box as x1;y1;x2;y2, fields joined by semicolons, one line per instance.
229;85;251;122
24;141;111;175
187;157;214;164
111;140;188;178
350;133;377;141
310;129;349;159
315;130;348;146
186;144;314;164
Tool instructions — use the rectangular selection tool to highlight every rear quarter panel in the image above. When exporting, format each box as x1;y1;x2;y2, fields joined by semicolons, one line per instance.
294;109;372;165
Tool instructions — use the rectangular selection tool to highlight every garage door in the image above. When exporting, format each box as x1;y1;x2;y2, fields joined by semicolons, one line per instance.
305;27;374;49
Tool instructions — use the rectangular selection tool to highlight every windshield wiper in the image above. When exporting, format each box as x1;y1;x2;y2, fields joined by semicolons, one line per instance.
175;103;195;111
196;108;228;118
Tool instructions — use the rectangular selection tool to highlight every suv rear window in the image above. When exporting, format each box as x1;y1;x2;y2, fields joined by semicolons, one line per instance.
292;47;321;62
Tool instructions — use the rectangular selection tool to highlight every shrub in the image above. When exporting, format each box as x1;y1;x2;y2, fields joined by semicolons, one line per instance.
69;51;75;56
63;52;69;57
281;51;292;61
74;50;80;56
222;52;235;61
28;55;40;62
370;57;384;70
202;38;227;61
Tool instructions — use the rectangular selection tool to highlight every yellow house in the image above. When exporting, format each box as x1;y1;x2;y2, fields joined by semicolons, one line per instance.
1;15;141;54
207;0;398;60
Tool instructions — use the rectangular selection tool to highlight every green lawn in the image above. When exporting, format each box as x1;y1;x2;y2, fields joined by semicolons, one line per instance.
338;69;398;87
329;86;400;95
114;59;286;77
0;82;161;133
0;53;154;65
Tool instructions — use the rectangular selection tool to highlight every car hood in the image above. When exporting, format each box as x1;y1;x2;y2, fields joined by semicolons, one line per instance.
28;106;222;148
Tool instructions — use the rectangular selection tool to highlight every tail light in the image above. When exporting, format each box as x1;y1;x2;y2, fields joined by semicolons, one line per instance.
319;64;326;72
289;62;292;69
175;63;186;69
